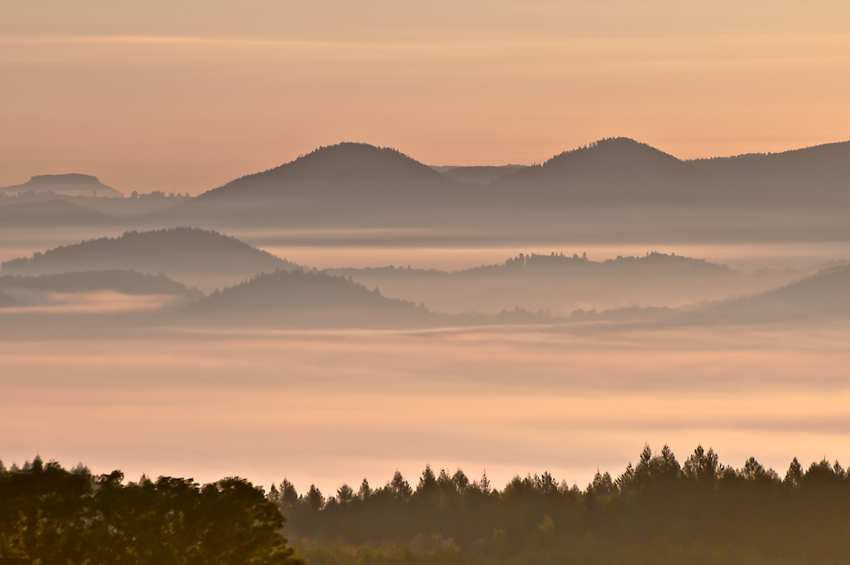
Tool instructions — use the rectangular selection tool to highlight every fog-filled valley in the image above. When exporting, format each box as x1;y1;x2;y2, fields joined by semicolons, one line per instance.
4;139;850;564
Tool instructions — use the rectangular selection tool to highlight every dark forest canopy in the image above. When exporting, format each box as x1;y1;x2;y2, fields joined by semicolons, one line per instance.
0;458;303;565
270;445;850;565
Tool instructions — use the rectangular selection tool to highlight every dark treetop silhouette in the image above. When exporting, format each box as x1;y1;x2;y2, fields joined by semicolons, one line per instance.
270;445;850;565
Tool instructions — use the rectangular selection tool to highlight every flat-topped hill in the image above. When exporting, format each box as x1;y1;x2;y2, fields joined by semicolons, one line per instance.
0;174;123;197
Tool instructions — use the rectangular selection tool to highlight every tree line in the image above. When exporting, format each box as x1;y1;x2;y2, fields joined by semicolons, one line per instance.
0;457;303;565
273;445;850;565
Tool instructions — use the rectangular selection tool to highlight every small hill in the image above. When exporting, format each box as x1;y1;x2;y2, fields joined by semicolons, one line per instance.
190;269;430;327
0;174;123;197
0;271;203;300
0;199;115;227
492;138;703;205
1;228;296;289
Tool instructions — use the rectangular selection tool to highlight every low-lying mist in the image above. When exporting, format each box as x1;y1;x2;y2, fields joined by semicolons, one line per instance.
3;322;849;495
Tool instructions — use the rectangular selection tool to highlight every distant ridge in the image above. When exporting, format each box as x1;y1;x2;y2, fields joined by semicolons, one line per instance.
0;174;123;198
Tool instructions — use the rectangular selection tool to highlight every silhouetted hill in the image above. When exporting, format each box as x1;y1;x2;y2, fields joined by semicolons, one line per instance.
189;269;431;327
1;228;296;290
0;199;115;227
199;143;451;200
153;143;468;228
433;165;527;185
0;174;123;197
0;271;203;300
689;140;850;206
492;138;703;205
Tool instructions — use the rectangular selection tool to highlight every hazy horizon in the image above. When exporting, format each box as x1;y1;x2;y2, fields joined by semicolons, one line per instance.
3;0;850;194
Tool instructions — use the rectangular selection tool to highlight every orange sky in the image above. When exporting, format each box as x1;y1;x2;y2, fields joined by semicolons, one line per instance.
2;1;849;195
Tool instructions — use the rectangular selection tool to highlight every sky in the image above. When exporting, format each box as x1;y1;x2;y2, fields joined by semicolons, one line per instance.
2;0;850;194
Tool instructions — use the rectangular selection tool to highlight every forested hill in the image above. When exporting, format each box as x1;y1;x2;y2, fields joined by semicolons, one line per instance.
189;269;432;327
490;137;704;205
197;143;453;201
273;445;850;565
1;227;295;279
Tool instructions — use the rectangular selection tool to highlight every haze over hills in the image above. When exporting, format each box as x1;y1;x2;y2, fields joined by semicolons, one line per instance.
431;165;528;185
576;262;850;326
1;227;297;292
0;174;123;198
0;200;115;227
0;271;203;301
701;263;850;322
325;252;802;315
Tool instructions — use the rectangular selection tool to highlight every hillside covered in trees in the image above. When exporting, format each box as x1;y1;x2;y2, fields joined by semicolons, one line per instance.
273;445;850;565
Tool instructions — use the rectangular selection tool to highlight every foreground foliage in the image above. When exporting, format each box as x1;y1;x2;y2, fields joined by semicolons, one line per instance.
273;445;850;565
0;458;303;565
